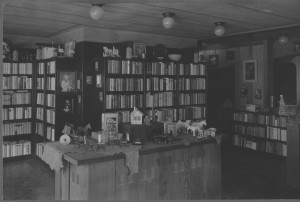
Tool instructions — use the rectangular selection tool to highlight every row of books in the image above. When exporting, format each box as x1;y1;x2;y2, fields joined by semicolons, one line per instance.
3;91;31;105
178;78;206;90
233;134;264;152
47;61;56;74
37;93;44;105
46;94;56;108
36;122;44;136
106;78;144;91
36;142;45;158
2;140;31;158
2;121;31;136
105;94;143;109
145;92;174;107
179;64;206;76
107;60;143;74
36;107;44;121
233;124;287;142
3;76;32;90
266;140;287;156
3;62;33;75
234;124;265;138
178;106;206;120
178;93;206;105
2;107;32;120
233;134;287;156
38;62;45;75
146;62;178;75
46;77;56;90
146;78;177;91
46;126;55;141
46;109;55;125
266;126;287;142
37;78;45;90
233;111;287;128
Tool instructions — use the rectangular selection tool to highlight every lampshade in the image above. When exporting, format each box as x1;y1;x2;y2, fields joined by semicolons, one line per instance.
214;22;226;36
90;4;104;20
162;13;175;29
278;35;288;44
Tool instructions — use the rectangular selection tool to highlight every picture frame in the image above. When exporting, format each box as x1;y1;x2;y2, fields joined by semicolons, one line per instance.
60;97;74;114
59;71;75;92
208;54;218;66
243;59;257;82
294;41;300;52
133;42;146;58
101;113;119;133
254;89;262;99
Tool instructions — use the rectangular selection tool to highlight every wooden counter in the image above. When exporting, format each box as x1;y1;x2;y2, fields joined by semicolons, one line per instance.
56;138;221;200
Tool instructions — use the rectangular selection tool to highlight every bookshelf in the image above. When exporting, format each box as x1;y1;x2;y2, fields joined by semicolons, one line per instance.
35;58;78;142
2;61;34;158
96;57;207;126
233;110;287;156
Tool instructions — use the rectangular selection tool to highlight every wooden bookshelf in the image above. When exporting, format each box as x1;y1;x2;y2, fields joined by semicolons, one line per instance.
34;58;78;143
95;57;207;127
232;110;287;156
2;61;34;158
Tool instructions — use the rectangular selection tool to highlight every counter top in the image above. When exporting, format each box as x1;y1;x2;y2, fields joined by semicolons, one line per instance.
63;136;217;166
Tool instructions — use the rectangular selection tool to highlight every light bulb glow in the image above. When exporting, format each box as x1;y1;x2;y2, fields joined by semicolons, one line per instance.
162;16;175;29
90;5;104;20
214;25;225;36
278;36;288;44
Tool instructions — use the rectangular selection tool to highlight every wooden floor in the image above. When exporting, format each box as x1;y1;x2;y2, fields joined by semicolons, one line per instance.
3;142;300;200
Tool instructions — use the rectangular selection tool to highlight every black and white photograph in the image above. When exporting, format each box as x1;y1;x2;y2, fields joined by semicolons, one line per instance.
243;59;257;82
60;71;75;92
2;1;300;201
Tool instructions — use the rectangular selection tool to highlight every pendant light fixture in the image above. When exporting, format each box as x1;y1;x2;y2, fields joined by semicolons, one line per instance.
162;13;175;29
90;4;104;20
214;22;226;36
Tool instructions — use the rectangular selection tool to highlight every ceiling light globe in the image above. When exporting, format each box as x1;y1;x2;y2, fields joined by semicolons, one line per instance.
214;25;225;36
162;16;175;29
278;36;288;44
90;5;104;20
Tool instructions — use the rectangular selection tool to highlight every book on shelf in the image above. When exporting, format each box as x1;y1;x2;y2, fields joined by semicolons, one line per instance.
2;140;31;158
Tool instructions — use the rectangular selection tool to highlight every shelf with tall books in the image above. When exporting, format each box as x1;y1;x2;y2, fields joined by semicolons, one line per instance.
233;110;287;156
101;58;145;123
98;57;207;125
2;61;34;158
35;58;77;143
177;63;206;121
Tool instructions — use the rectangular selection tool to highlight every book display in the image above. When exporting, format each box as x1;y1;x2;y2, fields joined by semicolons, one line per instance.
97;57;207;126
2;61;34;158
233;110;287;156
35;58;78;142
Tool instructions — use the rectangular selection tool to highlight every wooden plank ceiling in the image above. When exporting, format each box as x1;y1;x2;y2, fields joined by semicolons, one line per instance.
3;0;300;47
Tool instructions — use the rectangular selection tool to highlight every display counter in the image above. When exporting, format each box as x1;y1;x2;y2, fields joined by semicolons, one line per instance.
47;137;221;200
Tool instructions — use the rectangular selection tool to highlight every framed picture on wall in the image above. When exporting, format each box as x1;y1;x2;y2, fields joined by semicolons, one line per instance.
133;42;146;58
243;59;257;82
208;54;218;66
59;71;75;92
294;41;300;52
254;89;262;99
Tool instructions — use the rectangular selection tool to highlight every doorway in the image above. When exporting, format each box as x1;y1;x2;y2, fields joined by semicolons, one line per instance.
207;65;235;134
